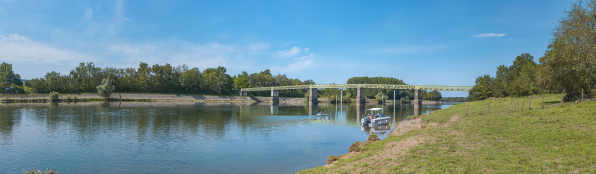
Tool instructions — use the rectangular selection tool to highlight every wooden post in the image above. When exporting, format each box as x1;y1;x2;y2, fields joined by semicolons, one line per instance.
542;95;544;108
522;98;525;111
511;99;513;111
582;88;584;101
466;104;468;116
529;97;531;110
516;99;518;111
561;92;564;104
488;102;490;112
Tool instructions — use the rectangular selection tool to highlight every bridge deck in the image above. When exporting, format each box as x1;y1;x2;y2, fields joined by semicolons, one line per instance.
241;84;472;92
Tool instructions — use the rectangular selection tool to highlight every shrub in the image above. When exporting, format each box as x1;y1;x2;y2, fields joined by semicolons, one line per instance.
96;77;115;99
66;95;72;101
23;167;59;174
49;92;59;101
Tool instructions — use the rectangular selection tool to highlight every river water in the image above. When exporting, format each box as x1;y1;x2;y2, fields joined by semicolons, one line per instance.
0;102;456;173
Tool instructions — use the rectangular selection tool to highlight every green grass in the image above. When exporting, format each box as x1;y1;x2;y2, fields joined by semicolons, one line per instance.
300;94;596;173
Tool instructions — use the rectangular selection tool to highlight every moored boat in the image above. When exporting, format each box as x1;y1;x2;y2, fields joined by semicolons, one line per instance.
361;108;390;126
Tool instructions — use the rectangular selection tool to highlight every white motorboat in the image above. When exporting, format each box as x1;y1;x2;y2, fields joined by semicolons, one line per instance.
361;108;390;126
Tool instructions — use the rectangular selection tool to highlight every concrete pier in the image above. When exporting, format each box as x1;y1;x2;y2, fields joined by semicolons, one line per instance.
271;104;279;115
271;90;279;104
356;88;366;104
414;90;422;108
308;104;318;115
239;91;247;96
308;88;318;104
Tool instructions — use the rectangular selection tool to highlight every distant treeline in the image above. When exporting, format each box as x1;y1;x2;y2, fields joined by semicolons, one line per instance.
0;62;315;97
469;1;596;101
318;77;443;102
1;63;449;100
440;97;467;102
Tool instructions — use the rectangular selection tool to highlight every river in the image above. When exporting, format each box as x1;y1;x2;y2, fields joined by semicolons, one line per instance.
0;102;456;173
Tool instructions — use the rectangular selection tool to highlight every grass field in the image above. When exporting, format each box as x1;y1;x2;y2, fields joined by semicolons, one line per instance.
300;95;596;173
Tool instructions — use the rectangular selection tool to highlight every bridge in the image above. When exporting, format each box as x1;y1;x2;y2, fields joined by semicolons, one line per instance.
240;84;472;106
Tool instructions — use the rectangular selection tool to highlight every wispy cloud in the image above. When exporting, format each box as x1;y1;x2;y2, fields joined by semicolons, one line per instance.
472;33;507;38
272;53;315;73
276;46;301;58
107;0;130;36
304;47;310;53
331;30;338;33
0;34;99;65
0;8;3;12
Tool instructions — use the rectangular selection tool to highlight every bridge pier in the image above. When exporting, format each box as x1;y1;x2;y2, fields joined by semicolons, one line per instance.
271;103;279;115
309;88;318;104
308;103;318;115
271;90;279;104
356;88;366;104
414;90;422;108
239;91;247;96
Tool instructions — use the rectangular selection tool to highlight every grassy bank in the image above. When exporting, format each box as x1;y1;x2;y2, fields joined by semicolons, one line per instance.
300;95;596;173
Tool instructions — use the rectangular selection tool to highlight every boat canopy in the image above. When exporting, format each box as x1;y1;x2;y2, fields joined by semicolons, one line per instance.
367;108;382;111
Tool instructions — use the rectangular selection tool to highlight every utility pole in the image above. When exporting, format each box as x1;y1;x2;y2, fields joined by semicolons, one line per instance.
393;90;396;105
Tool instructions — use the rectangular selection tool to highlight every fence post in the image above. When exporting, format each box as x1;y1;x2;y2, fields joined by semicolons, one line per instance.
582;88;584;101
488;102;490;112
542;95;544;108
511;99;513;111
529;97;531;110
466;104;468;116
522;98;525;111
561;92;564;104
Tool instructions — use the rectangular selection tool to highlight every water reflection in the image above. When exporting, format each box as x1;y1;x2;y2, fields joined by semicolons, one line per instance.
0;102;454;174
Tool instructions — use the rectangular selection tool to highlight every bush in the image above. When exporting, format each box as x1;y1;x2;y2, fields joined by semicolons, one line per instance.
66;95;72;101
96;77;115;99
23;167;59;174
49;91;59;101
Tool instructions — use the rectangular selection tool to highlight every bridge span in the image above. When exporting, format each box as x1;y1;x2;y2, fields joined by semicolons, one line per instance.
240;84;472;106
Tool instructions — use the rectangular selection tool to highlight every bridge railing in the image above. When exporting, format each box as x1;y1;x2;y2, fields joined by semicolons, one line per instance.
240;84;472;92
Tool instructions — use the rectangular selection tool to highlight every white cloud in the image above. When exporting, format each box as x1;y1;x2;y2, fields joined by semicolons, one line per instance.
0;34;99;64
277;46;301;58
304;47;310;53
472;33;507;38
0;8;3;12
107;0;129;35
272;53;315;73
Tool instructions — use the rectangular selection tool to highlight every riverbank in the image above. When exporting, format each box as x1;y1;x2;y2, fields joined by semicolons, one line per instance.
0;93;306;103
300;94;596;173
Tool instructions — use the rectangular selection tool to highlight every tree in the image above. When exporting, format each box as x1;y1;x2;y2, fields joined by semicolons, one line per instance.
0;62;23;89
468;75;494;101
544;0;596;99
233;71;251;90
96;77;116;99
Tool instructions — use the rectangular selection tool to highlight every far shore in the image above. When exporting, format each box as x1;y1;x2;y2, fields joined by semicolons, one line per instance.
0;93;462;104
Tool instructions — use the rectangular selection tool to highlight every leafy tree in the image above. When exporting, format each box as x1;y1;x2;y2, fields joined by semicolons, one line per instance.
49;91;59;101
233;71;251;90
0;62;23;89
543;0;596;99
96;77;116;98
468;75;494;101
374;91;388;103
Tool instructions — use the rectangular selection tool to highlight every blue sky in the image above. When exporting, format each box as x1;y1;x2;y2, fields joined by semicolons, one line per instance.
0;0;572;97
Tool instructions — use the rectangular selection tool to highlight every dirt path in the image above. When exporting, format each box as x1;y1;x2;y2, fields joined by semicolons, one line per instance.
323;115;461;173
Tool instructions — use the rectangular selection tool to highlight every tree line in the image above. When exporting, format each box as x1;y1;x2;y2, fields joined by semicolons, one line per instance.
0;62;318;97
2;62;447;101
469;1;596;101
